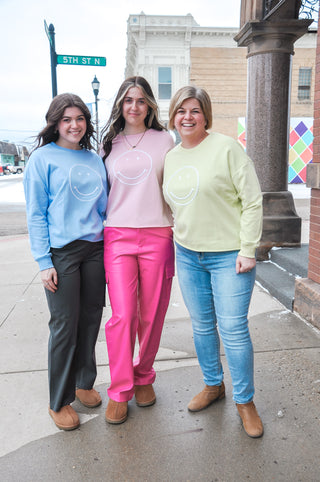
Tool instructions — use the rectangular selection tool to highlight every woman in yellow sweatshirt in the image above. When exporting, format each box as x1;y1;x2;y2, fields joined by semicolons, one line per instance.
163;86;263;438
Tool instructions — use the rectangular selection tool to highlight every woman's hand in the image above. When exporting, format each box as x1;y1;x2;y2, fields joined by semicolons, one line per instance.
236;255;256;274
40;268;58;292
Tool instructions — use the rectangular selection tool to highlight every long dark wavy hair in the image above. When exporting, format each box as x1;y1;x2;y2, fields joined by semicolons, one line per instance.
34;93;95;151
100;76;165;160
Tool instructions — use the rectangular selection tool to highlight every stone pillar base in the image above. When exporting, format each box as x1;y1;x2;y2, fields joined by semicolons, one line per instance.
294;278;320;330
256;191;301;261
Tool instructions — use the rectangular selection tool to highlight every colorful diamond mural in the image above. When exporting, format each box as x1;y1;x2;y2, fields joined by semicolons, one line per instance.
237;117;313;184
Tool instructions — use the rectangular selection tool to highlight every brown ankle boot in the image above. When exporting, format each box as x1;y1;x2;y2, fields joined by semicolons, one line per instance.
76;388;102;408
188;381;225;412
134;384;156;407
236;401;264;438
49;405;80;431
105;399;128;424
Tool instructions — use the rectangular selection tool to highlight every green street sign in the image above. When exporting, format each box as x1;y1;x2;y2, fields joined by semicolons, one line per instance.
56;55;106;67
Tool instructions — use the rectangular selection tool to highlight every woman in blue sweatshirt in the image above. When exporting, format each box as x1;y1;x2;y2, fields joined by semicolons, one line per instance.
24;93;108;431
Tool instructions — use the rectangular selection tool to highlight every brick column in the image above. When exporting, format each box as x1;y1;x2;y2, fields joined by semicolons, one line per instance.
294;16;320;329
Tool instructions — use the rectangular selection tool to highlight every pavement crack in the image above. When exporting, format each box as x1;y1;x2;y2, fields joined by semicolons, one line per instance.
155;428;204;439
0;272;39;328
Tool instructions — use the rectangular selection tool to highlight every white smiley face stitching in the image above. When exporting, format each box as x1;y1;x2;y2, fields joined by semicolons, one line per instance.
69;165;103;201
166;166;199;206
113;150;152;185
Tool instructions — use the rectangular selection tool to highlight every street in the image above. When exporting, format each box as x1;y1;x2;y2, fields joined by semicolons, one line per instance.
0;173;25;205
0;174;27;235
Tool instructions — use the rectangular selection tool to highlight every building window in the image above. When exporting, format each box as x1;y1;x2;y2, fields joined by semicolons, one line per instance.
158;67;172;99
298;67;312;100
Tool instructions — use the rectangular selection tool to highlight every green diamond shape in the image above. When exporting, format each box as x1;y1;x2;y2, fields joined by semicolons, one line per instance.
238;122;245;136
293;139;307;155
291;157;305;173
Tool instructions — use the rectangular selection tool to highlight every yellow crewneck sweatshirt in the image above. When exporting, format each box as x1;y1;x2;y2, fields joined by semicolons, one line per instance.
163;132;262;258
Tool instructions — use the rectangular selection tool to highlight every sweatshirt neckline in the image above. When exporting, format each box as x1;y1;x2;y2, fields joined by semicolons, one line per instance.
179;132;213;151
120;129;151;137
51;142;85;152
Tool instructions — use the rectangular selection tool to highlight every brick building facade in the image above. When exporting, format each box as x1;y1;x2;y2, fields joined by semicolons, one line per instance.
294;16;320;327
191;39;316;138
126;13;316;139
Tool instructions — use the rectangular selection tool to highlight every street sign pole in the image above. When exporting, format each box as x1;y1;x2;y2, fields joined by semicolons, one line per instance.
49;24;57;97
44;20;57;97
44;21;106;99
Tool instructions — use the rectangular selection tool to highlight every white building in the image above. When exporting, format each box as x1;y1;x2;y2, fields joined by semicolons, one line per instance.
125;13;240;123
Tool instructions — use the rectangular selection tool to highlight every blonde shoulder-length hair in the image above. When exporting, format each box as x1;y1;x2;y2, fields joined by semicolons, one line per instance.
168;86;212;131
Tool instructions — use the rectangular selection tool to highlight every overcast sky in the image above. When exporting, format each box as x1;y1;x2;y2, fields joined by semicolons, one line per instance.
0;0;241;147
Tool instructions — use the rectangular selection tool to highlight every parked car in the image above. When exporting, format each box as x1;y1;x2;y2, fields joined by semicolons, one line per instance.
1;164;24;174
0;165;4;176
2;164;14;174
11;165;24;174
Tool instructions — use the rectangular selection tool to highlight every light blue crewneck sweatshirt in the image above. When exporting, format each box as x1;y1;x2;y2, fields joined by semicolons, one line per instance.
24;142;108;270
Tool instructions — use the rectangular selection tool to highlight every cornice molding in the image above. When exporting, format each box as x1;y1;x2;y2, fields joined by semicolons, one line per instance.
234;18;313;56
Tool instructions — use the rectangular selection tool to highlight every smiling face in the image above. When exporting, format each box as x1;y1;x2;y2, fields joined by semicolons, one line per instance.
121;87;149;134
69;165;103;201
113;150;152;185
165;166;199;206
174;98;208;148
56;106;87;150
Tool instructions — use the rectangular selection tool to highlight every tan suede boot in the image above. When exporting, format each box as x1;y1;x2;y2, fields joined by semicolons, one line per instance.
105;399;128;424
135;384;156;407
236;401;264;438
188;381;225;412
76;388;102;408
49;405;80;431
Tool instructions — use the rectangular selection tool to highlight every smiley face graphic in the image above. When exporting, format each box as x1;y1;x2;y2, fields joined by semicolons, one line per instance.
113;150;152;185
165;166;199;206
69;165;103;201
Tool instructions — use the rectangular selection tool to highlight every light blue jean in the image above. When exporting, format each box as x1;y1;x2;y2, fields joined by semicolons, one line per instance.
175;243;256;404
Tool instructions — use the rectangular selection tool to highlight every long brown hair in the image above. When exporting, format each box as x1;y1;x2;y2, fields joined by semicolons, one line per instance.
34;93;95;151
100;76;165;160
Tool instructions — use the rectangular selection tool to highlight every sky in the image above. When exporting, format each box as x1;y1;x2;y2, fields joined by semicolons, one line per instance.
0;0;241;148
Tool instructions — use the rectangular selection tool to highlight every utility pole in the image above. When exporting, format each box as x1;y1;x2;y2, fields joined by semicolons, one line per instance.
91;76;100;147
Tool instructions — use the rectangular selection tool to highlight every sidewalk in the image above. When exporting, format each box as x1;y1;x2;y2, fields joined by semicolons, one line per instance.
255;184;311;310
0;231;320;481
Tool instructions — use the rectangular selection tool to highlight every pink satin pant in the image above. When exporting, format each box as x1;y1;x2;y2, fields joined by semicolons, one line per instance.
104;227;174;402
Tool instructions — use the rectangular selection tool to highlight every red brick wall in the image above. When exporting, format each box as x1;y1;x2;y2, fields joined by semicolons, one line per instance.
309;191;320;283
308;16;320;283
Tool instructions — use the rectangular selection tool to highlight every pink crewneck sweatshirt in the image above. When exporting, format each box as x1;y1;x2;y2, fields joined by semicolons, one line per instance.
104;129;174;227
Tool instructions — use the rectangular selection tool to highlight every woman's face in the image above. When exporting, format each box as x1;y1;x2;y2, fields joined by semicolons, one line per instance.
56;106;87;150
121;86;149;132
174;98;207;142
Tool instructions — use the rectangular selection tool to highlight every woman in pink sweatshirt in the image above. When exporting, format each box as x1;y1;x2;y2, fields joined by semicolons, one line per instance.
100;76;175;424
